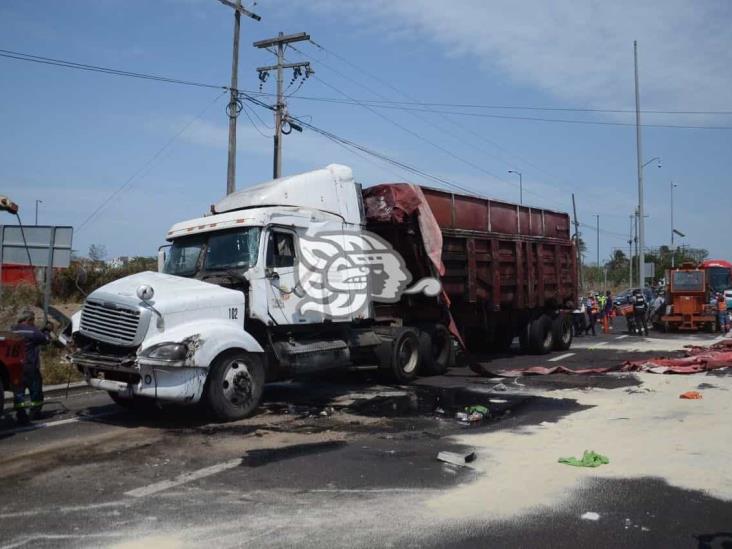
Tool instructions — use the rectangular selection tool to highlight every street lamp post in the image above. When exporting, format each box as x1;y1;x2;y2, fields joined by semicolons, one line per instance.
508;170;522;205
670;181;677;267
637;155;661;287
35;199;42;225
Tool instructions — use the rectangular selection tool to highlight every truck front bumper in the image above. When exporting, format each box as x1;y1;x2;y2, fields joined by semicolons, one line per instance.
72;351;208;403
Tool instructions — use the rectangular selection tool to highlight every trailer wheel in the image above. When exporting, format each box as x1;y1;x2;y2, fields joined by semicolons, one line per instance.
529;315;554;354
418;325;452;376
379;328;420;383
205;351;265;421
551;314;572;351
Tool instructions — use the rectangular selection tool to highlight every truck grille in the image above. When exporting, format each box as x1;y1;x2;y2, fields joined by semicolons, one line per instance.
80;300;142;346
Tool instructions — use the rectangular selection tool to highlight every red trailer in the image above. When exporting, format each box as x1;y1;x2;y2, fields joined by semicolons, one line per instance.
364;184;577;355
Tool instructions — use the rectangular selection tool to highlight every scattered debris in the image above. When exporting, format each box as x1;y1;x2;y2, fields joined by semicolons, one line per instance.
679;391;702;400
625;386;653;394
455;412;469;422
491;383;509;392
558;450;609;468
434;407;446;415
437;450;477;467
580;512;600;521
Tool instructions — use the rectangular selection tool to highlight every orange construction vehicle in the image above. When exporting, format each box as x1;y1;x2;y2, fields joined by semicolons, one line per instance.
660;262;718;332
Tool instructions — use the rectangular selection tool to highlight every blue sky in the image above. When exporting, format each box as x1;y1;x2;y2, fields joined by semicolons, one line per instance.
0;0;730;264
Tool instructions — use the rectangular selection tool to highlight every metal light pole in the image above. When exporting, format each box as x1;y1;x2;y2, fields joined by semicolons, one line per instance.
35;199;42;225
670;181;677;267
508;170;523;205
595;214;600;267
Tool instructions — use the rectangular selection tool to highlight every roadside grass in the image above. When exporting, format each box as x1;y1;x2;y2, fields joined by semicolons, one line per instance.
42;346;82;385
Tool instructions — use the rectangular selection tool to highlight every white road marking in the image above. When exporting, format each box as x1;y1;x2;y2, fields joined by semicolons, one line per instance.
548;353;575;362
616;335;629;340
589;341;609;349
0;411;118;436
125;458;244;498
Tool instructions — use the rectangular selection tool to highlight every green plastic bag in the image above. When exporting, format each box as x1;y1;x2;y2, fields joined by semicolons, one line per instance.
558;450;609;468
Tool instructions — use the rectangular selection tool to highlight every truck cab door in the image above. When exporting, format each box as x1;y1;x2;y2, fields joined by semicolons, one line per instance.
265;228;305;325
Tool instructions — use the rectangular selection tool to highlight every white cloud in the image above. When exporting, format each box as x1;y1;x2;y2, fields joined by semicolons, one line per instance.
292;0;732;115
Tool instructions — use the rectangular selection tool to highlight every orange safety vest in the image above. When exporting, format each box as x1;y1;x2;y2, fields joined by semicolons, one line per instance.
720;300;727;312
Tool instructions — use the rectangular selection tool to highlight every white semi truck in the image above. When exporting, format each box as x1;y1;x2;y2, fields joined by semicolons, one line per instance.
70;165;452;420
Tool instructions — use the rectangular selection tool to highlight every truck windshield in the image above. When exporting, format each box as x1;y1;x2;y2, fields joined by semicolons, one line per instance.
164;227;261;277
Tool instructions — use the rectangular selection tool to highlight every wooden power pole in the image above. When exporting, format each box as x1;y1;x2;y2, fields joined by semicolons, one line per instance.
253;32;312;179
217;0;260;195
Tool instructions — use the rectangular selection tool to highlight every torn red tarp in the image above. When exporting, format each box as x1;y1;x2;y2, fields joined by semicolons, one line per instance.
491;341;732;377
363;183;444;276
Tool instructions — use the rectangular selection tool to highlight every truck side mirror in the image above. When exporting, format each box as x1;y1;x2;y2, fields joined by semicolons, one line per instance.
157;246;169;272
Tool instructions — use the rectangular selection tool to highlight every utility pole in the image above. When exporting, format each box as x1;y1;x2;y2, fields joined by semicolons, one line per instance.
254;32;312;179
595;214;600;267
572;194;583;291
35;199;42;225
217;0;261;196
634;40;646;289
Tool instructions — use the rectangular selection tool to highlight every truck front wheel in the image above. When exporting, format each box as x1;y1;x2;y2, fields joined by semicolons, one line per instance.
206;351;265;421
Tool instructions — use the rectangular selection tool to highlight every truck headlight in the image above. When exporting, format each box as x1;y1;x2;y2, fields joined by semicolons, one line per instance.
142;342;188;361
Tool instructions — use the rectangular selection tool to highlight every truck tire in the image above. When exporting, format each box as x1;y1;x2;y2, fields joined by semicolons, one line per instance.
379;328;420;384
418;325;452;376
529;315;554;355
205;351;265;421
551;314;572;351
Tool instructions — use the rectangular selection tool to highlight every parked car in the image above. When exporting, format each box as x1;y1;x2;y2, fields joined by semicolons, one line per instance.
724;289;732;310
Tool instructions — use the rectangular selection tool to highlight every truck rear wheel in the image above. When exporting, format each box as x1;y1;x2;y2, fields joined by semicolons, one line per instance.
379;328;420;384
418;325;452;376
205;351;265;421
529;315;554;354
551;314;572;351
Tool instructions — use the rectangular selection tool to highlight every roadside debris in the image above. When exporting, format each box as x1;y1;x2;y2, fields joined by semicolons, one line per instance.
679;391;702;399
625;386;653;394
558;450;609;468
580;512;600;521
437;450;477;467
489;340;732;377
455;404;490;424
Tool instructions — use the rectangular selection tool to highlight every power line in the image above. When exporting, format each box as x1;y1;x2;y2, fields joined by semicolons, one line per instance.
0;49;225;91
3;47;731;129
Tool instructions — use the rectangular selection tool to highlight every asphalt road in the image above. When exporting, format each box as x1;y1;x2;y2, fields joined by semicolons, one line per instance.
0;325;729;548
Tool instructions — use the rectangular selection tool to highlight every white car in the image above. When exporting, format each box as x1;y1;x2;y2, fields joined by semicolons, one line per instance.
724;289;732;310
